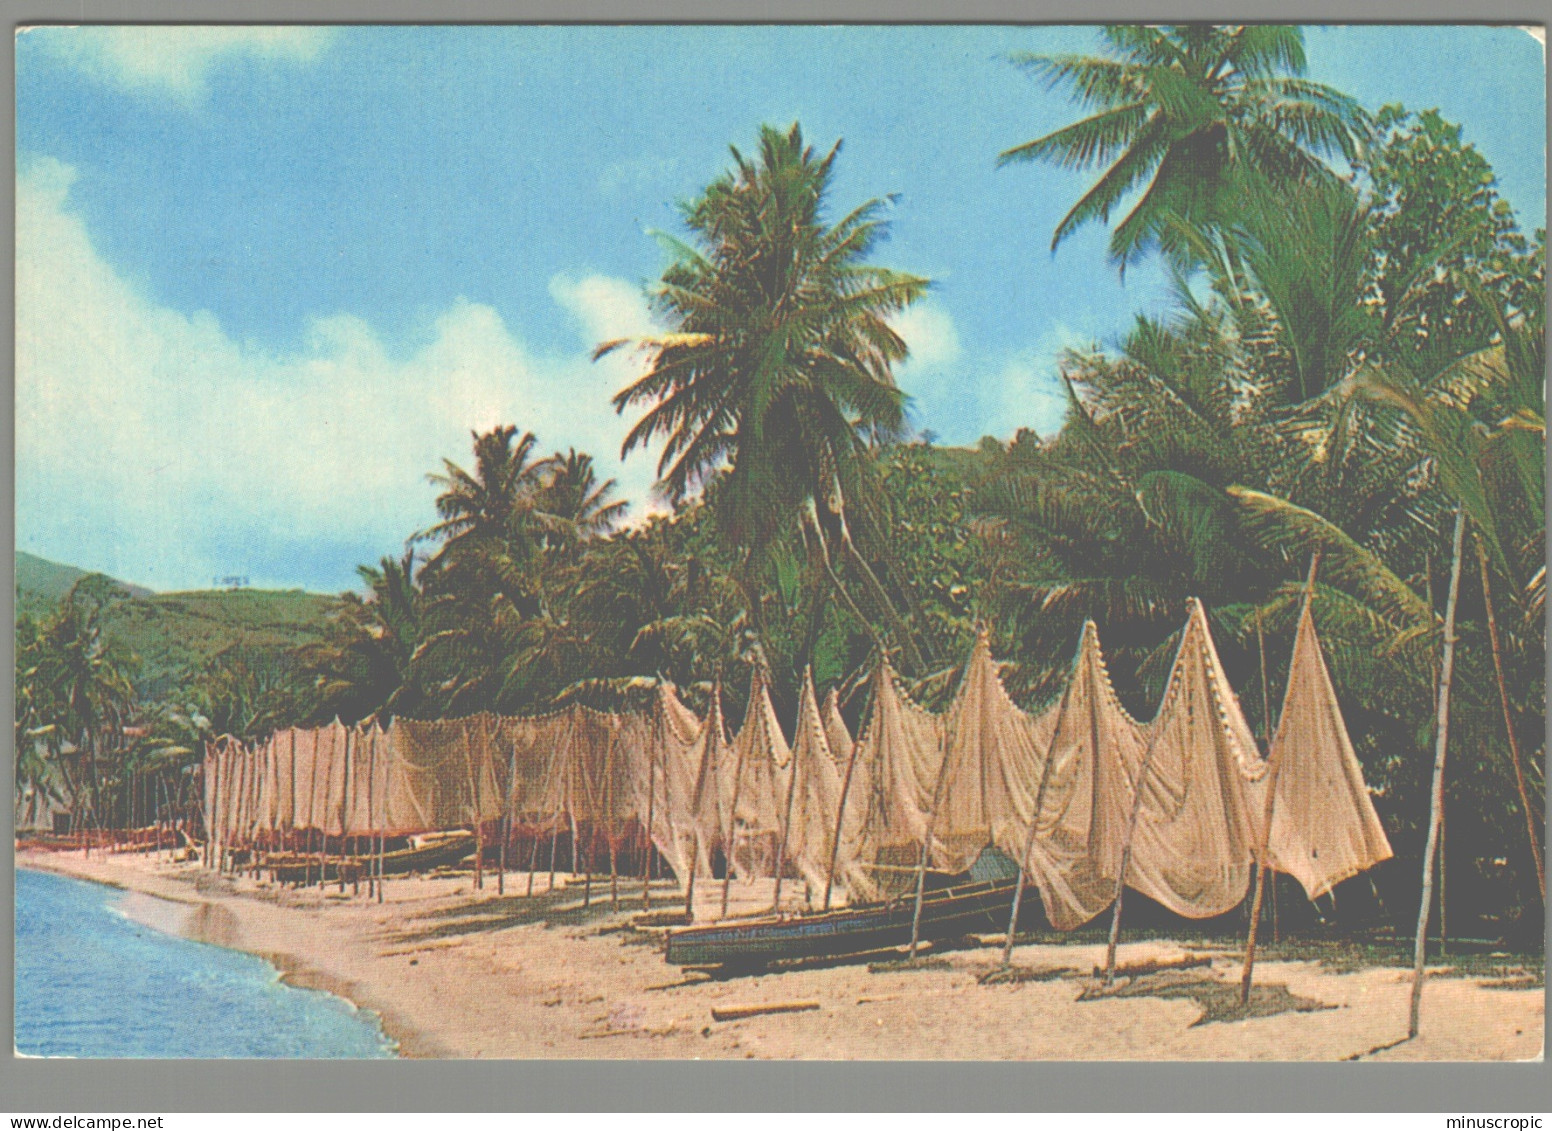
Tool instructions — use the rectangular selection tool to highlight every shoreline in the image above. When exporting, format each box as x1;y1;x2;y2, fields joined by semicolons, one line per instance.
15;846;1544;1061
19;853;445;1058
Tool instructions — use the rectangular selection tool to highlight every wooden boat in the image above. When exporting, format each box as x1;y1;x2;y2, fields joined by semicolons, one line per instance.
263;831;475;884
664;877;1029;970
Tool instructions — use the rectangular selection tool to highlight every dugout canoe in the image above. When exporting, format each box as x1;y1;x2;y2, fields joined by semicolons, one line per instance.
264;832;475;884
664;877;1028;969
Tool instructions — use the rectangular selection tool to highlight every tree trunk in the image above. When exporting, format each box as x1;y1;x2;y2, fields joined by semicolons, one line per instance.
1410;507;1466;1040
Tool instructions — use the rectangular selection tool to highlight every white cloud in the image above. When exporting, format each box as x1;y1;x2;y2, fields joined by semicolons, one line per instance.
892;301;962;373
17;157;661;590
23;25;333;104
987;354;1068;439
990;324;1096;440
549;273;657;346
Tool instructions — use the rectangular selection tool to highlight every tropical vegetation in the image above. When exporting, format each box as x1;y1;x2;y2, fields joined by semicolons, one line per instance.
16;26;1543;944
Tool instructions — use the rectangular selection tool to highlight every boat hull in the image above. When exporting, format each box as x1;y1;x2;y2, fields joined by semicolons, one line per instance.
263;833;475;884
665;878;1027;968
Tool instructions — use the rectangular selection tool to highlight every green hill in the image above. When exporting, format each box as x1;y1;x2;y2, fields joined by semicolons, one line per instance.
16;550;153;619
17;553;343;700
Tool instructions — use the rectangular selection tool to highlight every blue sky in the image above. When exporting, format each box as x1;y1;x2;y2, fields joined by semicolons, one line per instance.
15;25;1545;593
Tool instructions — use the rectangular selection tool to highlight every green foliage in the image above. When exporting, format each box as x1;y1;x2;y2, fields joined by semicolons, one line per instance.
1002;24;1370;267
1361;105;1544;374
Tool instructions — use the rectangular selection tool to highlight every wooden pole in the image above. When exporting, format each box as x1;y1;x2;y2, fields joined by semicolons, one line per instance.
1242;559;1316;1004
500;729;517;898
908;713;954;960
319;727;335;890
549;815;560;891
1439;804;1448;957
1103;617;1196;985
288;730;298;886
525;819;542;897
642;735;657;911
1410;507;1466;1039
772;677;807;914
823;667;872;912
365;726;377;900
468;721;484;893
1475;535;1545;900
719;679;756;921
684;831;699;920
378;725;389;904
606;728;619;908
684;680;723;922
338;729;352;893
1002;640;1082;968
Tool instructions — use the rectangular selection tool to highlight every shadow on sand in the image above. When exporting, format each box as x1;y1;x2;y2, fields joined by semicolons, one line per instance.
386;875;677;946
1078;968;1337;1026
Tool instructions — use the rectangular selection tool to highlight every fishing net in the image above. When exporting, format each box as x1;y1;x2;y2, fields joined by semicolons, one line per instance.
1123;600;1268;920
781;670;849;898
199;598;1389;919
721;668;791;881
1262;600;1394;899
839;660;944;900
1011;622;1148;930
929;629;1060;874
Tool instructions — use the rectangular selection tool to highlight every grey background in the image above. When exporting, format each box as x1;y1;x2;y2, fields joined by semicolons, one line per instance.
3;0;1549;1112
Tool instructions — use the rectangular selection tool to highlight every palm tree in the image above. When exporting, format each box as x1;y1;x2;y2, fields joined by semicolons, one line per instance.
410;425;554;713
532;448;629;548
25;578;137;845
302;549;429;722
419;424;547;573
1000;24;1369;267
599;122;931;675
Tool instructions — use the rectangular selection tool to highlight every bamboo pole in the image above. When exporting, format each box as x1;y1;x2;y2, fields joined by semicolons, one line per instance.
1410;507;1466;1039
1476;534;1545;900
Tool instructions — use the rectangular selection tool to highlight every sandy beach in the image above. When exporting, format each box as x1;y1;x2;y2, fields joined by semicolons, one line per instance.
15;846;1542;1062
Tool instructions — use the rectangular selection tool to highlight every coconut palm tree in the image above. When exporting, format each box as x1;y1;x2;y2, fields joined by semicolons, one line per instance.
301;549;430;722
25;578;137;844
532;448;629;548
1000;24;1370;268
419;424;547;577
599;122;931;675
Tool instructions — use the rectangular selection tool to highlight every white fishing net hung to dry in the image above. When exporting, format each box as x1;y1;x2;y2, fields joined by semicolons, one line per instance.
1261;598;1393;898
202;594;1390;919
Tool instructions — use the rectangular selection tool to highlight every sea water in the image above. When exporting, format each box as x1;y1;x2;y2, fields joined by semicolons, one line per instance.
15;867;396;1058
